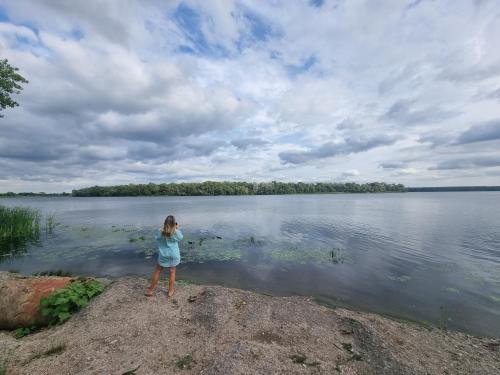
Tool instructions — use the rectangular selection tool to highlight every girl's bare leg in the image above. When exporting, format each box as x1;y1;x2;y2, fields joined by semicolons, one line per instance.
146;264;163;296
168;267;176;297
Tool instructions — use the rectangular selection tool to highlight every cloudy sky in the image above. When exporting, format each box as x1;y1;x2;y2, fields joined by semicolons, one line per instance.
1;0;500;192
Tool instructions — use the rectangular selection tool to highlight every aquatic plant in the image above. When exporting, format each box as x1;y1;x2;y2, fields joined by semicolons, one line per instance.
182;237;242;263
269;247;344;265
329;248;343;264
0;205;41;241
387;275;411;283
40;279;104;326
0;206;41;257
45;213;58;235
490;295;500;303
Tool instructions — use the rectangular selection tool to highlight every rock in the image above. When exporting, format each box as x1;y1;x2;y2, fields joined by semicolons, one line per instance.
0;271;72;330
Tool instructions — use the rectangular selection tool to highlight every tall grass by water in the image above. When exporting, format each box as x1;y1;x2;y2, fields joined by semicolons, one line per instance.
0;206;41;255
0;206;41;239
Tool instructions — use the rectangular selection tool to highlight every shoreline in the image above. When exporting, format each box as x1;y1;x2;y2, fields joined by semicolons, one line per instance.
1;275;499;374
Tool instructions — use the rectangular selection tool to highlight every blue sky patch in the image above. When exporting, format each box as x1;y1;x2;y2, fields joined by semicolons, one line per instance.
174;2;228;58
0;5;9;22
309;0;324;8
244;11;273;42
70;28;84;41
286;55;317;77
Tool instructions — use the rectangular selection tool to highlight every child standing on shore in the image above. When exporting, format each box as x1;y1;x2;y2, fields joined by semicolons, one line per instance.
146;215;183;297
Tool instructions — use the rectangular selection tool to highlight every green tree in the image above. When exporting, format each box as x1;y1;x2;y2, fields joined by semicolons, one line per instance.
0;59;28;117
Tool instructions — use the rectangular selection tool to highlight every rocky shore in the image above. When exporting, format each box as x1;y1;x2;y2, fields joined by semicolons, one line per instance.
1;276;499;374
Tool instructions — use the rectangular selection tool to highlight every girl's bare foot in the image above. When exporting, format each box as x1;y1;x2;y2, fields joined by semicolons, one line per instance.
167;289;175;297
145;290;153;297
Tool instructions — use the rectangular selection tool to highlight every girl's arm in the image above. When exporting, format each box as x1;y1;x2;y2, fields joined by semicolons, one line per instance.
173;229;183;241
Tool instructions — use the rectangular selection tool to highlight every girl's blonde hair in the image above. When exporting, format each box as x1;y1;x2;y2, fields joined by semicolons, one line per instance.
162;215;176;238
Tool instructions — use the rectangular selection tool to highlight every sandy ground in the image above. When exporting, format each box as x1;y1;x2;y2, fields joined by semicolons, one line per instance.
1;277;499;374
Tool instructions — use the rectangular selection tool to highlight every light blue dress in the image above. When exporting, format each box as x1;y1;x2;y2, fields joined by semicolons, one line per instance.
155;229;183;267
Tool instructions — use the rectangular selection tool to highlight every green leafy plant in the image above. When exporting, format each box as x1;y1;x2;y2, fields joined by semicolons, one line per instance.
40;280;104;326
14;326;37;339
0;58;28;117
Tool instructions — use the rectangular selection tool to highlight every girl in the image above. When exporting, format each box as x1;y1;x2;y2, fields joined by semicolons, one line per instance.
145;215;183;297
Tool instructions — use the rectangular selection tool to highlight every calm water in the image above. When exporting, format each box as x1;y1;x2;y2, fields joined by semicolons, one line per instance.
1;193;499;337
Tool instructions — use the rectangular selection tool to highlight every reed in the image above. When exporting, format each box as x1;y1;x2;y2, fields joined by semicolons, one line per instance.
0;205;41;241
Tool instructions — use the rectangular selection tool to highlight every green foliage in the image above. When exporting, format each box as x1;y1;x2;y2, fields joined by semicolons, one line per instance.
0;59;28;117
269;247;344;265
0;192;71;197
0;205;41;240
14;326;37;339
71;181;407;197
0;206;41;256
0;206;60;259
45;213;58;235
175;354;193;370
40;280;104;326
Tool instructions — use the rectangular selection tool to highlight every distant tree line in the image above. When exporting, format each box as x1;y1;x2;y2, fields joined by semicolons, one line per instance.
71;181;407;197
0;192;71;197
407;186;500;192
